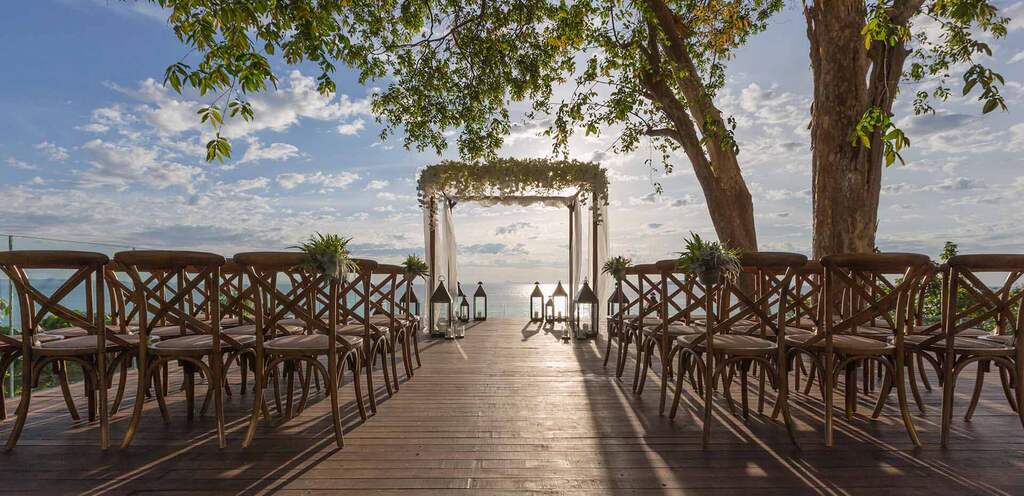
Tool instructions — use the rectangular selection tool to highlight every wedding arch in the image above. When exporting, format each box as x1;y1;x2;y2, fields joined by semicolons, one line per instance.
418;158;610;336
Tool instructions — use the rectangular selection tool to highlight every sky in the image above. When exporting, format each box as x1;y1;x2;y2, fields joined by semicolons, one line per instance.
1;0;1023;284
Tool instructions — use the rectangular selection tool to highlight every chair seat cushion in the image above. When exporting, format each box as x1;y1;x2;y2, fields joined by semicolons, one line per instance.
265;334;362;353
220;324;303;336
643;324;702;337
978;334;1015;346
676;334;776;355
3;333;62;349
37;336;142;354
906;334;1012;354
785;333;893;355
149;334;255;354
42;326;90;338
331;323;386;337
150;325;198;339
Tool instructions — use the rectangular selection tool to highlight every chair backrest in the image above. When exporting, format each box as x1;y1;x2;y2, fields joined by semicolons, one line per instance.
219;259;255;326
819;252;932;343
367;264;403;328
786;260;823;329
113;250;231;350
937;255;1024;348
0;251;109;350
654;259;704;328
621;263;662;324
233;252;339;353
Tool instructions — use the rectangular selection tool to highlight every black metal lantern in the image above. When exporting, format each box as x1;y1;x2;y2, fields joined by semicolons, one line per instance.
473;282;487;321
458;295;470;322
575;279;599;339
529;282;544;322
544;296;556;326
429;276;453;336
401;286;420;317
552;280;569;322
607;283;629;318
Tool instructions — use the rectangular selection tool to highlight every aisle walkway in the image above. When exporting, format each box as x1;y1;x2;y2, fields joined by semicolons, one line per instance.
0;319;1021;495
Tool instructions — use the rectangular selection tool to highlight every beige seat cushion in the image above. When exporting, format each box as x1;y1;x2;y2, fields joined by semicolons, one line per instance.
150;325;198;339
149;334;255;354
332;323;386;337
785;333;893;355
35;335;104;355
265;334;363;353
978;334;1015;346
221;324;303;336
42;326;90;338
676;334;776;356
906;334;1012;355
643;323;702;337
3;333;62;349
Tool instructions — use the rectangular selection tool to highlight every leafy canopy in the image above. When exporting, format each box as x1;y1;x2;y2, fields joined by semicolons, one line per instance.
855;0;1011;166
147;0;780;166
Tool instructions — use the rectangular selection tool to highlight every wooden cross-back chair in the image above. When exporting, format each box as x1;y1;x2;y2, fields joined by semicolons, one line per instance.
786;253;931;447
397;272;423;370
115;250;248;449
367;264;415;383
923;255;1024;446
614;264;662;387
233;252;368;449
666;252;805;447
319;259;394;414
0;250;112;450
635;262;704;403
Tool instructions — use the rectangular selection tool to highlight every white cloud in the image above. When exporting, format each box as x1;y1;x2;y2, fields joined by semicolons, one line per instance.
337;119;366;135
114;71;373;141
1010;51;1024;64
275;171;360;190
365;179;389;190
79;139;202;191
6;157;39;170
35;141;70;161
216;177;270;192
239;139;301;164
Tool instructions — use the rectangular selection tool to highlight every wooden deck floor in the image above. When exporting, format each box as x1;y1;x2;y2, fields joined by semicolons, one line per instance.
1;319;1022;495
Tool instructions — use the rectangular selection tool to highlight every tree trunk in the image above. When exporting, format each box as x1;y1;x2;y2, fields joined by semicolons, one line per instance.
806;0;878;259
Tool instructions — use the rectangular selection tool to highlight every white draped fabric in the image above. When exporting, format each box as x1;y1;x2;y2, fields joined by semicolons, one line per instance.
595;202;610;323
422;192;609;331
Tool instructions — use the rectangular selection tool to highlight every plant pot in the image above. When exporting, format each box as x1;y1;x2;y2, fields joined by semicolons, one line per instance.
699;269;720;286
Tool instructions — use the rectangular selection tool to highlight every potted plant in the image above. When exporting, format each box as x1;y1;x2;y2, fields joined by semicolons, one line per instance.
401;254;430;279
601;255;632;282
292;233;358;281
676;232;741;286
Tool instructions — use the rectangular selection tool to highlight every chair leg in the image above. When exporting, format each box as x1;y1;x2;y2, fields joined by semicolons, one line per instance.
121;357;150;449
284;361;296;419
894;351;921;447
940;352;957;447
350;352;368;421
153;364;172;424
871;366;893;419
917;353;932;392
365;346;378;414
388;340;401;392
5;356;35;450
327;353;344;449
412;327;422;368
243;351;266;449
297;361;314;415
964;361;987;421
55;362;80;420
669;351;686;419
907;354;926;415
824;351;835;447
603;327;615;367
184;363;196;421
111;355;129;415
209;355;226;449
702;352;715;447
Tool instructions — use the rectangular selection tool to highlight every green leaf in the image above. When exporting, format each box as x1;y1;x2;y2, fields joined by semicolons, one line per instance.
982;99;998;114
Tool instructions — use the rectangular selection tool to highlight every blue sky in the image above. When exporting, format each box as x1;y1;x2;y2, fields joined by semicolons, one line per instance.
1;1;1023;284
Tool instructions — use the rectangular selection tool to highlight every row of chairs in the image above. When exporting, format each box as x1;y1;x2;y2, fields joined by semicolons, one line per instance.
0;250;423;450
605;252;1023;447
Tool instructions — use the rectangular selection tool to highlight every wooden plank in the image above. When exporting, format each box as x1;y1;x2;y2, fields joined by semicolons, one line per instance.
0;318;1021;495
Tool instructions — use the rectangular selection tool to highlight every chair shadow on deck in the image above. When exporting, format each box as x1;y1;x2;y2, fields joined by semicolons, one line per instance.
582;327;1020;495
